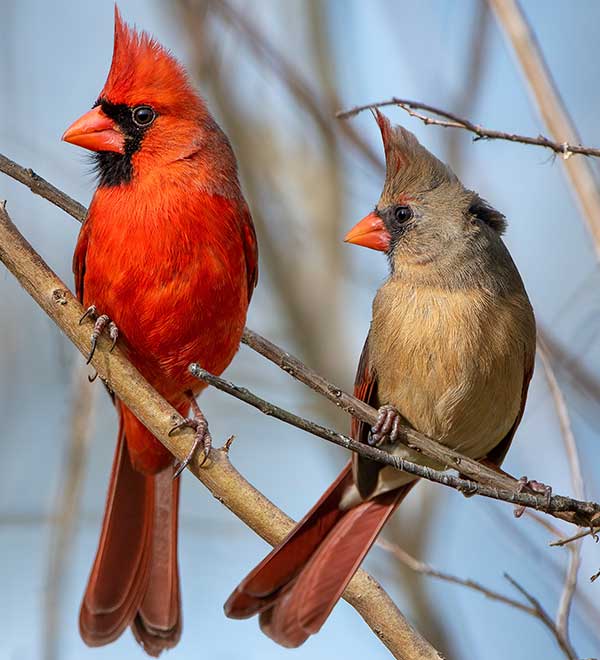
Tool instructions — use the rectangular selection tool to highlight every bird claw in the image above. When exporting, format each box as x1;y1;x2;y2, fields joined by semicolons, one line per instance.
513;476;553;518
369;404;402;447
170;409;212;479
79;305;119;364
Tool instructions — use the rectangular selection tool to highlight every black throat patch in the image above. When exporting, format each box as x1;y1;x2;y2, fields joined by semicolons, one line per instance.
91;99;154;188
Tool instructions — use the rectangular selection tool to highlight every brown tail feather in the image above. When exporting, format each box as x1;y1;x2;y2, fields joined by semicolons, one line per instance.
80;418;181;655
225;464;415;647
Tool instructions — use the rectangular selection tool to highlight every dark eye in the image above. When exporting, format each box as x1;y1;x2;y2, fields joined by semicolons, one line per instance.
393;205;413;223
132;105;155;127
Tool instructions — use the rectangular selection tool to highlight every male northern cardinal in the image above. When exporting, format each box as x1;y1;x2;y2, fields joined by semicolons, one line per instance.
224;111;536;647
62;9;257;655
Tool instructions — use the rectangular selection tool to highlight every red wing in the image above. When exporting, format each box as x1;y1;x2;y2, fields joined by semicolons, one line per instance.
351;335;383;498
240;207;258;304
486;347;535;467
73;219;91;303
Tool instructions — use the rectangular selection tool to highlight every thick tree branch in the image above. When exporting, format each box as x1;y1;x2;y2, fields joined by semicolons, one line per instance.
337;98;600;159
0;202;441;660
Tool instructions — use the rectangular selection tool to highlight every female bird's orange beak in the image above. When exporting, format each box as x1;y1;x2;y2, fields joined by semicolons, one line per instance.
62;106;125;154
344;212;390;252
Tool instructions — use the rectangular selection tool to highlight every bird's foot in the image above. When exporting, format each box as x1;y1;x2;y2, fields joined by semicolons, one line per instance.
79;305;118;364
369;404;402;447
513;476;552;518
169;397;212;478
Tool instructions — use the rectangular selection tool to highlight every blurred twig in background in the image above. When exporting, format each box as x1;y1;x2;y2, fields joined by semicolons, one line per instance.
376;539;581;660
537;337;584;647
488;0;600;259
43;364;95;660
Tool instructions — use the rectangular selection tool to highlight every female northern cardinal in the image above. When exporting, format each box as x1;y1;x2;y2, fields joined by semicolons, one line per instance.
224;111;536;647
62;9;257;655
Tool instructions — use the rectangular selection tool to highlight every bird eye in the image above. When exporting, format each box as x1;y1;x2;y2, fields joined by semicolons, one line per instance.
393;205;413;223
132;105;155;127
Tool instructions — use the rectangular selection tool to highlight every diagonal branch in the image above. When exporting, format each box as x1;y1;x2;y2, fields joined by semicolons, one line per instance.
505;575;578;660
0;201;441;660
188;364;600;524
537;337;585;643
488;0;600;260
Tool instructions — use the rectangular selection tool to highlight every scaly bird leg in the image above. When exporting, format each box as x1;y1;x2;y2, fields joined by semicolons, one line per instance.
169;393;213;478
78;305;119;364
369;404;403;447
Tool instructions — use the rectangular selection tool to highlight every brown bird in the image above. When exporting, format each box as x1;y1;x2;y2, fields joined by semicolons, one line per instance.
224;111;537;647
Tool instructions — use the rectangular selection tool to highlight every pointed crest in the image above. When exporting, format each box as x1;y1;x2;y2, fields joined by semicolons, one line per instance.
372;110;458;202
100;6;204;117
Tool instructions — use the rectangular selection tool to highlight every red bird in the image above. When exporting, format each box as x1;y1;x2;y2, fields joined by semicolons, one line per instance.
62;9;257;655
224;112;536;647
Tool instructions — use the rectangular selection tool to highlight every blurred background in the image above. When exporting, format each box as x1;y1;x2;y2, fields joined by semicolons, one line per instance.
1;1;600;658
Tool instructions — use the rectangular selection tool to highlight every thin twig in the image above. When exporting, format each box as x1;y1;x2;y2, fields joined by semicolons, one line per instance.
0;202;441;660
488;0;600;260
538;336;585;641
377;539;534;616
337;97;600;159
505;574;578;660
188;363;600;523
239;329;520;493
551;526;600;548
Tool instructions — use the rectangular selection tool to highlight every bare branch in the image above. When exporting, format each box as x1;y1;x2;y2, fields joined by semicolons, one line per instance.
0;153;87;221
337;98;600;159
538;336;585;642
0;202;441;660
550;526;600;548
377;539;534;615
505;575;578;660
488;0;600;260
188;363;600;523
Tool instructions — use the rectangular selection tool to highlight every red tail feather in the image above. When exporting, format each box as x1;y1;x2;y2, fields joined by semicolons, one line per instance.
80;418;181;654
225;464;415;647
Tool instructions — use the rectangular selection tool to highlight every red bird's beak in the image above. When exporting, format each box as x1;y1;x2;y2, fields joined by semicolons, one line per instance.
62;106;125;154
344;212;390;252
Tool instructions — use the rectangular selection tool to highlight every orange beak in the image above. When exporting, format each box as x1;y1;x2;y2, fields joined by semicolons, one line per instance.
62;106;125;154
344;211;390;252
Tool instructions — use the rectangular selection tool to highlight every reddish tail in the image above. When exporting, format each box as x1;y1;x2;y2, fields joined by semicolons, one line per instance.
225;464;414;648
79;417;181;656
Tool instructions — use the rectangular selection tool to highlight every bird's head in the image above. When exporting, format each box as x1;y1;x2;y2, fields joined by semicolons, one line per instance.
345;110;506;272
62;7;235;189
